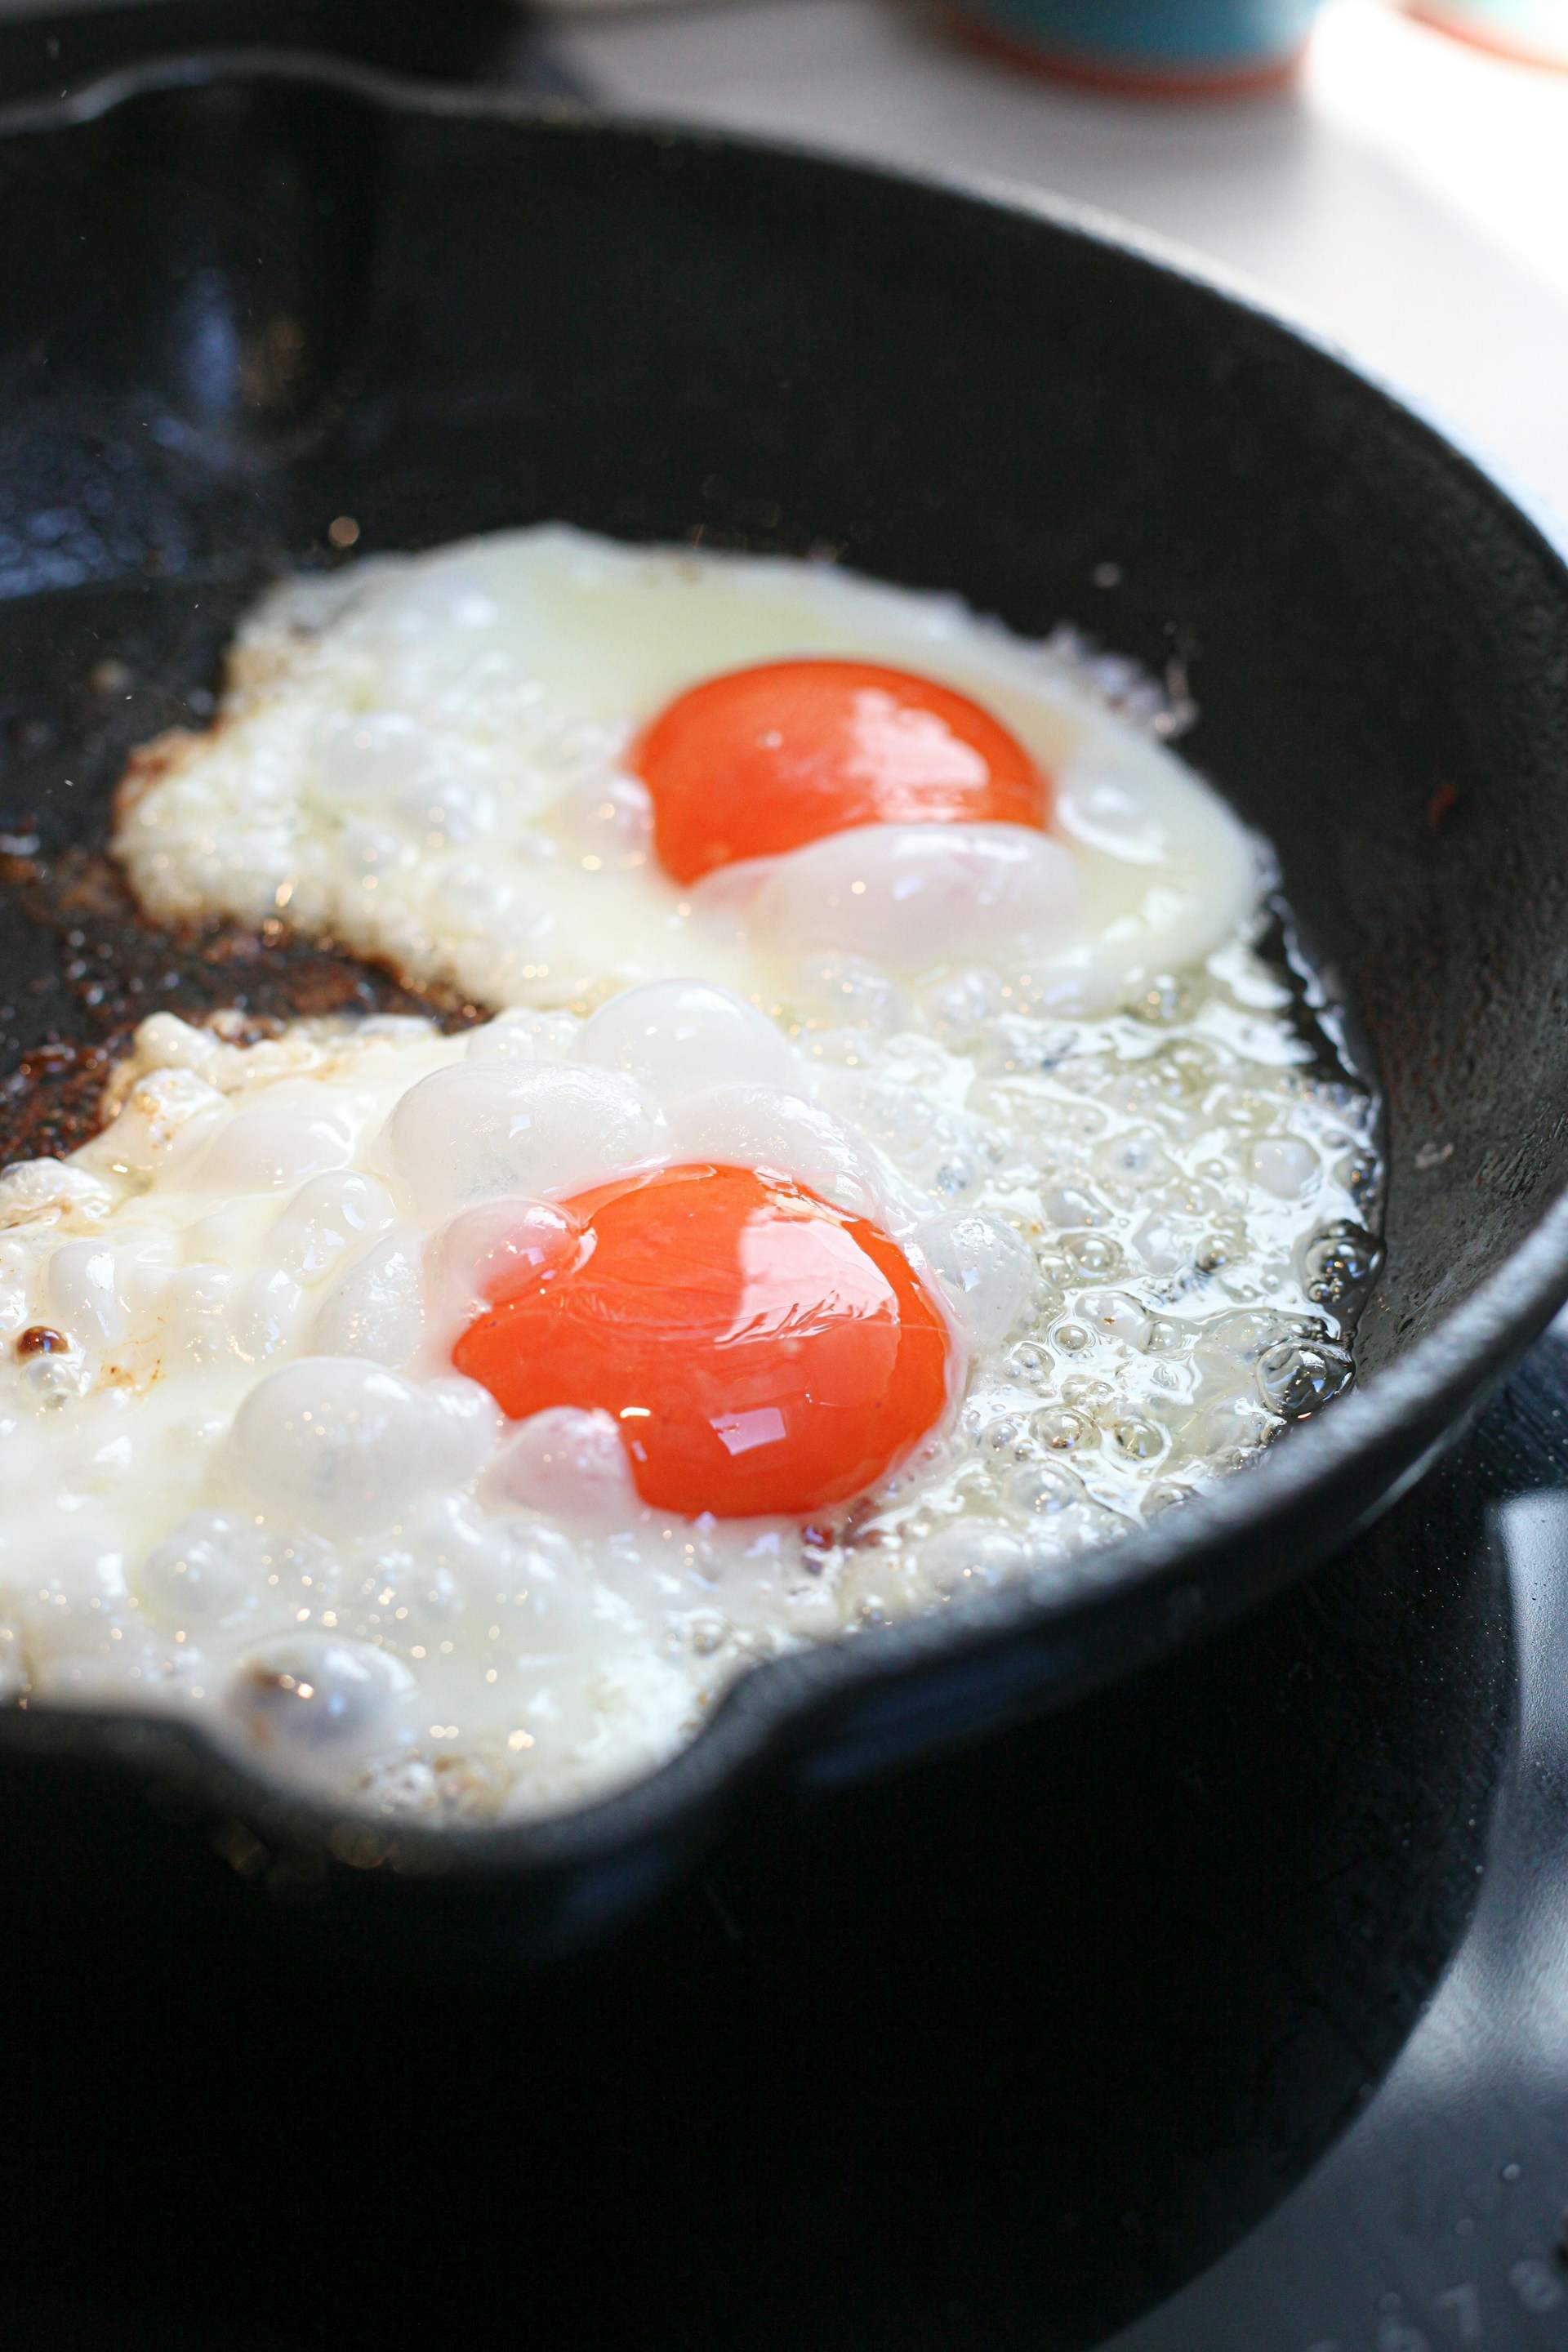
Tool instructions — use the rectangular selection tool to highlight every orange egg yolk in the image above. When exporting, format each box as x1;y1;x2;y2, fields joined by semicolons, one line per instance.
632;658;1051;885
452;1164;951;1520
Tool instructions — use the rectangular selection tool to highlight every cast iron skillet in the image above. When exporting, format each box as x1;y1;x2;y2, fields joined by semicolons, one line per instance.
0;56;1566;1966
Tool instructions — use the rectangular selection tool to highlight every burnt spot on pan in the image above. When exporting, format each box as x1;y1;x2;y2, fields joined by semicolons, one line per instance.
0;840;487;1168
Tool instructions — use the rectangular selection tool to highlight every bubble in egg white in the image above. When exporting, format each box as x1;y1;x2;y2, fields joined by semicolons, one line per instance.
425;858;530;941
786;952;910;1037
31;1617;189;1702
666;1085;887;1219
230;1266;307;1365
195;1105;354;1195
135;1510;274;1631
383;1062;664;1218
746;822;1083;971
163;1261;238;1363
47;1241;129;1346
26;1538;131;1620
915;1521;1031;1595
226;1634;416;1766
268;1169;399;1286
422;1374;506;1475
226;1357;497;1537
463;1008;580;1064
0;1158;114;1220
1077;1288;1152;1348
553;771;653;862
313;711;499;846
1245;1135;1320;1200
425;1197;581;1339
96;1071;224;1178
309;1230;426;1368
915;1209;1037;1350
486;1407;642;1529
577;980;800;1094
350;554;500;646
484;1523;599;1654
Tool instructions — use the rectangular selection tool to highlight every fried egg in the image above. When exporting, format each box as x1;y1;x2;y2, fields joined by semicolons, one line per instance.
114;527;1258;1019
0;531;1382;1822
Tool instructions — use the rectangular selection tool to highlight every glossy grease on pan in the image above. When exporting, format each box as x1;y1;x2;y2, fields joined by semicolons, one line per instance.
0;532;1381;1823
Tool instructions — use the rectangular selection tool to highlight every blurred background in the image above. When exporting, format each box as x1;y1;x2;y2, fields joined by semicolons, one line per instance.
0;0;1561;517
543;0;1568;517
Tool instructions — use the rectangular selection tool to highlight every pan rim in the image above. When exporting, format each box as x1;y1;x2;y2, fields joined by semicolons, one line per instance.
1;49;1566;1883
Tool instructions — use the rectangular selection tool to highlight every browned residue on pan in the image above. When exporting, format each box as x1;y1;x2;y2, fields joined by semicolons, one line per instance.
0;844;487;1167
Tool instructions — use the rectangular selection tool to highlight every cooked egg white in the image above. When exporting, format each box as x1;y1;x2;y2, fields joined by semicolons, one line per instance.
114;527;1261;1018
0;531;1382;1823
0;951;1378;1820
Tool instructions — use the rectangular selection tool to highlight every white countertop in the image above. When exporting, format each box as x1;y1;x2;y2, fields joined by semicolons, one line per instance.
558;0;1568;524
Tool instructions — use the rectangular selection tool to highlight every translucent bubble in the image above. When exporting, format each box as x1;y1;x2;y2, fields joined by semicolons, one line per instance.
1254;1338;1353;1417
1141;1480;1196;1518
1245;1135;1319;1200
667;1086;880;1216
932;1157;981;1202
226;1636;416;1766
485;1406;640;1528
1187;1396;1279;1462
1197;1307;1308;1367
309;1231;425;1368
1131;1211;1194;1278
385;1062;664;1218
1303;1224;1378;1305
578;980;800;1095
136;1511;271;1631
916;1522;1028;1595
1096;1129;1177;1192
1053;1321;1092;1355
46;1242;128;1345
227;1359;498;1537
1065;1231;1121;1278
1077;1290;1151;1348
195;1106;355;1196
20;1350;93;1409
1108;1417;1164;1462
552;771;653;862
269;1171;398;1285
983;1416;1043;1464
1128;973;1196;1026
786;954;910;1036
1009;1461;1084;1516
314;712;498;846
341;1548;466;1651
974;1018;1074;1079
916;1209;1037;1348
1045;1183;1110;1230
816;1072;935;1162
1031;1407;1093;1451
753;825;1082;971
425;1198;581;1338
922;969;1004;1031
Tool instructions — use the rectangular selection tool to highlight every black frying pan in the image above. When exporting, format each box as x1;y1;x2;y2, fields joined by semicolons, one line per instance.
1;56;1566;1966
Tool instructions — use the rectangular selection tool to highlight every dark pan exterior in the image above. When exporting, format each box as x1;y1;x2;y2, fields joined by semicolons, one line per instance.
0;58;1566;1964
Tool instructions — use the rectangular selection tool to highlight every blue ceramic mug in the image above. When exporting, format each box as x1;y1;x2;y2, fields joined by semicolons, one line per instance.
950;0;1325;91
